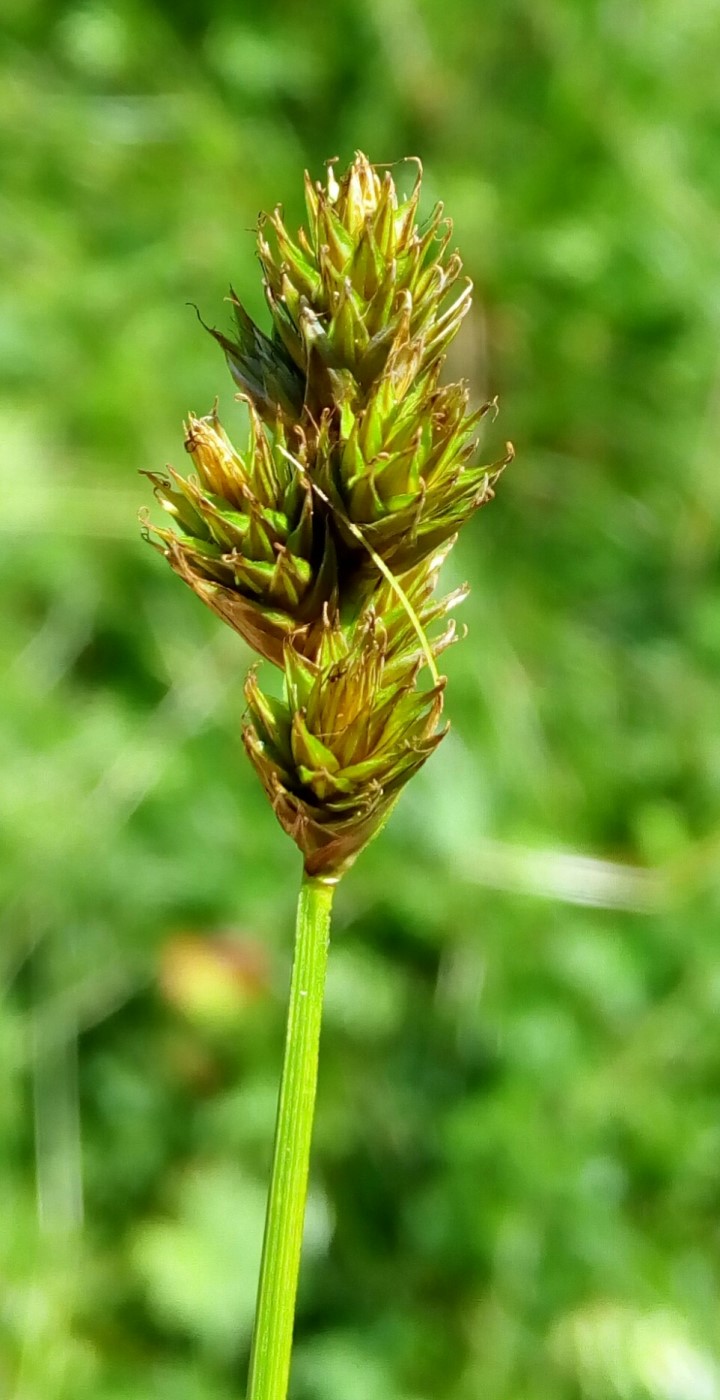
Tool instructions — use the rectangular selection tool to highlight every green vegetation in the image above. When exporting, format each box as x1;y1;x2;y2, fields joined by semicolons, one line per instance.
2;2;720;1398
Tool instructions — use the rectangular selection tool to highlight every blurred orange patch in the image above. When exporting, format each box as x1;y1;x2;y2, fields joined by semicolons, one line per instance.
159;933;270;1026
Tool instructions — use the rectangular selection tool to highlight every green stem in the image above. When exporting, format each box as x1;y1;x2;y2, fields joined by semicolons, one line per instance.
247;870;335;1400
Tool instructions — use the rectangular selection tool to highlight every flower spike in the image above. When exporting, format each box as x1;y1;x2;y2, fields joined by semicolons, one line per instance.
143;151;510;874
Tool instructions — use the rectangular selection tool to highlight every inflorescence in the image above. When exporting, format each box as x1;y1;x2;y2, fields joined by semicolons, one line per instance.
144;152;511;878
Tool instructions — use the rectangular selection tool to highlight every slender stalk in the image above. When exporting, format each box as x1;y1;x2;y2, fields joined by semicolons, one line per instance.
247;870;335;1400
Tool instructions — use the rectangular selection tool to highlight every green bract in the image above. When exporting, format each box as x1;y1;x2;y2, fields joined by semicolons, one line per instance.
144;152;509;876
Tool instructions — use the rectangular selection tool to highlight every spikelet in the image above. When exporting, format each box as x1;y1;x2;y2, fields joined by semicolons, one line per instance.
243;546;466;876
145;406;336;665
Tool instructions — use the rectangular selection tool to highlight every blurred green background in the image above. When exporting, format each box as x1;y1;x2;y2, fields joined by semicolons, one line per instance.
2;1;720;1396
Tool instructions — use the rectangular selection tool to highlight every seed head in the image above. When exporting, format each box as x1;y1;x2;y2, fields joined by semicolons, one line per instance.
143;152;510;877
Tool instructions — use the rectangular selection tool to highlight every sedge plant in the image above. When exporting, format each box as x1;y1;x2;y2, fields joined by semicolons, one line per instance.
143;152;511;1400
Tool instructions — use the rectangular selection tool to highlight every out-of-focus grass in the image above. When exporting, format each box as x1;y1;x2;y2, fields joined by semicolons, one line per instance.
2;2;720;1397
